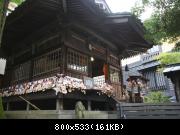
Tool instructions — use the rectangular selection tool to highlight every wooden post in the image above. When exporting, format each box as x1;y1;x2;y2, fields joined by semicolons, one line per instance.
88;56;92;78
119;59;123;100
26;103;30;111
56;98;63;110
0;75;3;89
62;44;67;75
59;99;63;110
29;44;36;81
87;100;91;111
56;99;60;110
6;102;9;111
106;48;110;83
175;77;180;102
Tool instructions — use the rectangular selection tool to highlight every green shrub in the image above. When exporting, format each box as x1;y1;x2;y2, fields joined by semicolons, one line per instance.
156;52;180;66
144;91;170;103
0;97;5;119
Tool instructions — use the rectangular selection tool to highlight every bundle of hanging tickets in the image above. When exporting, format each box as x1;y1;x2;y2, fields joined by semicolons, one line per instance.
0;74;115;97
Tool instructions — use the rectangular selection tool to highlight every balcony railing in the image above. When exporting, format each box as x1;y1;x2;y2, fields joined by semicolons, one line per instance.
33;48;62;77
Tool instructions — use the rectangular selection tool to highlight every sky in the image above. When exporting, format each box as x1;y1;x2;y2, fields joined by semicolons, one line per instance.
105;0;153;21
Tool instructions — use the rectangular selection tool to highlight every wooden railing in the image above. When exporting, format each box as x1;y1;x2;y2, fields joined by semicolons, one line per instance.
33;48;62;77
3;48;62;86
11;61;31;83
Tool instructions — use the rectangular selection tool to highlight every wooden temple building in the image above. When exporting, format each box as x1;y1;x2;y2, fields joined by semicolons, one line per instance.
0;0;151;112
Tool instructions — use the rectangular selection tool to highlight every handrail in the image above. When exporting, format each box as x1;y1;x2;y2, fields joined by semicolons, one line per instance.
18;96;40;110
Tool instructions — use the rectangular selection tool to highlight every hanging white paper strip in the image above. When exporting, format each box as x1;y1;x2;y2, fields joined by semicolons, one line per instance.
0;58;6;75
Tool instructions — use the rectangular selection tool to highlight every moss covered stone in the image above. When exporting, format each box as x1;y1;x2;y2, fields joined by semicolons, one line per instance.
75;101;85;119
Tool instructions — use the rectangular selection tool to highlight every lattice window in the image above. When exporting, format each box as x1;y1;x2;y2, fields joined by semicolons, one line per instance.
110;66;120;83
109;54;119;67
67;49;88;74
33;48;62;77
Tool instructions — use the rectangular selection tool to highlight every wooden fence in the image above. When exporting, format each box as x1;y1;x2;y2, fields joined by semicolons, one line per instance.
117;103;180;119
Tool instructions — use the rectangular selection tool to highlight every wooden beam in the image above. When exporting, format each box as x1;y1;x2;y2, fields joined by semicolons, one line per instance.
80;0;102;16
104;17;128;24
26;103;30;111
62;0;67;13
19;96;40;110
6;0;37;26
12;20;59;49
129;42;152;48
72;22;118;51
88;100;91;111
6;102;9;111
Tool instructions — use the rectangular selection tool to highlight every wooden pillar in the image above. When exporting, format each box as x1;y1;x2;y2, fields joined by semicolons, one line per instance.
175;77;180;102
6;102;9;111
87;100;91;111
62;44;67;75
29;44;36;81
26;103;30;111
119;58;123;100
106;48;110;83
0;75;3;88
56;98;63;110
87;38;92;78
88;57;92;78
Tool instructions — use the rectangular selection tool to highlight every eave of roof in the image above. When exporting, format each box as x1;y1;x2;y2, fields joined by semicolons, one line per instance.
163;63;180;73
2;0;152;58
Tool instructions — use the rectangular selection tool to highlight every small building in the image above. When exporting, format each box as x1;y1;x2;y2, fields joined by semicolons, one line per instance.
163;63;180;102
122;45;175;98
0;0;151;113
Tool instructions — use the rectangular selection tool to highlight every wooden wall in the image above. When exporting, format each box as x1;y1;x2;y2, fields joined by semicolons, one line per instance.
2;25;124;101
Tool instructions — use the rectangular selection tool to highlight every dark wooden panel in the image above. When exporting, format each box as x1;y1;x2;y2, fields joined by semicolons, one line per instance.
126;116;180;119
119;103;180;119
121;103;180;106
112;83;122;100
125;111;180;116
123;106;180;111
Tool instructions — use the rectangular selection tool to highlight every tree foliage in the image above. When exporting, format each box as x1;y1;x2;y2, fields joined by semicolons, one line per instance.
11;0;24;5
0;96;5;119
132;0;180;44
144;91;170;103
157;52;180;66
0;0;24;118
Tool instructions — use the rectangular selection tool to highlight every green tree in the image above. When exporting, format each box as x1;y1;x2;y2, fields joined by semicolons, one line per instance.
144;91;170;103
0;95;5;119
157;52;180;67
132;0;180;44
0;0;24;119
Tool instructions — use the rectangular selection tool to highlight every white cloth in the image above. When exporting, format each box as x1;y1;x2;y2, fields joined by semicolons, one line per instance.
0;58;6;75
